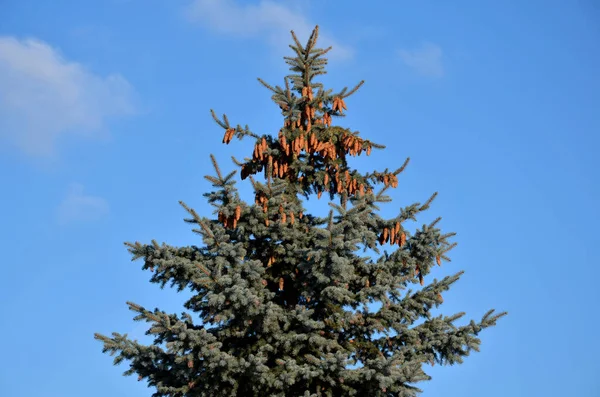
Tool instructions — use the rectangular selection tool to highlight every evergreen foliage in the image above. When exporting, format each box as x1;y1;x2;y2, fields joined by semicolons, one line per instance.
95;26;506;397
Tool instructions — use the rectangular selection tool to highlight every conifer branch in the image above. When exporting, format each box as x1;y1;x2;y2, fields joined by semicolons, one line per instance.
393;157;411;176
210;109;259;140
210;109;229;129
257;77;277;93
340;80;365;99
209;154;223;181
306;25;319;54
419;192;438;211
429;217;442;228
179;201;202;225
289;29;306;58
198;220;219;247
312;46;332;61
230;156;245;168
374;185;392;202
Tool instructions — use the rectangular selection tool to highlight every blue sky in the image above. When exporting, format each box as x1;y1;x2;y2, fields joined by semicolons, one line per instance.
1;0;599;395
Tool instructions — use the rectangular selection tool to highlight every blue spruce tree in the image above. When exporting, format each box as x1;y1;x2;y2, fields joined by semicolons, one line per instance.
95;26;506;396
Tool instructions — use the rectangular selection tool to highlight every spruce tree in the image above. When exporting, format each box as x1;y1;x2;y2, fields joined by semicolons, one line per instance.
95;26;506;397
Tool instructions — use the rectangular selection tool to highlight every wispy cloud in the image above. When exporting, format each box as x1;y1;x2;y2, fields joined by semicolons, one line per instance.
0;36;136;158
398;43;444;78
185;0;353;60
56;183;109;225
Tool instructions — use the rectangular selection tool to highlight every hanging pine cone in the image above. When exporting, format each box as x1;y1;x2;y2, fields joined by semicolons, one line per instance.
222;128;235;144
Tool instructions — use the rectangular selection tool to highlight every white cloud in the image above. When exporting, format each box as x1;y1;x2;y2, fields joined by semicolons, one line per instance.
185;0;353;60
56;183;110;224
398;43;444;78
0;36;135;157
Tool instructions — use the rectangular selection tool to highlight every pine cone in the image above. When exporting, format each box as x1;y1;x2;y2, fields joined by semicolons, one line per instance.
222;128;234;144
